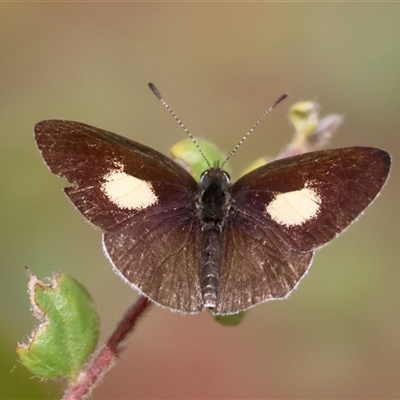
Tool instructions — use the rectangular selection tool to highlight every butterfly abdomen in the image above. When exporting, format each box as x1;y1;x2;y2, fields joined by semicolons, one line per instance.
200;227;222;309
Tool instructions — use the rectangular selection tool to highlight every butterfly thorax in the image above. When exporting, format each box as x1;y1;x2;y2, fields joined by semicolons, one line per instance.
197;168;231;310
198;168;231;224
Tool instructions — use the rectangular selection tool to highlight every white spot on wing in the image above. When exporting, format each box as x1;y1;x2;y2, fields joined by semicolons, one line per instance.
266;181;321;227
101;164;158;210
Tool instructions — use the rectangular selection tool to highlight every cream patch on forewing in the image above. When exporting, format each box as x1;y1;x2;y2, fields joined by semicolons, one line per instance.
101;168;157;210
266;181;321;227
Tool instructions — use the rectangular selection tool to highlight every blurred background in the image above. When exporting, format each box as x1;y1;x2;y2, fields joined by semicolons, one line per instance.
1;3;399;399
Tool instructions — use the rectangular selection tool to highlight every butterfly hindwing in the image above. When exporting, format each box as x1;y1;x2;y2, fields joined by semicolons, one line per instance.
103;209;204;313
215;213;313;314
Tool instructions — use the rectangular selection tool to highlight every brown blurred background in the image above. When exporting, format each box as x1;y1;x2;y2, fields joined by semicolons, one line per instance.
1;3;399;399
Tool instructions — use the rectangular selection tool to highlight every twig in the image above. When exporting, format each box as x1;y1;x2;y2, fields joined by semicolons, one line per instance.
63;296;151;400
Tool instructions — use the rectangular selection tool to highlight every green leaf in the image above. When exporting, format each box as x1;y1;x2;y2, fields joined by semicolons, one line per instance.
214;312;246;326
17;272;100;379
171;138;231;182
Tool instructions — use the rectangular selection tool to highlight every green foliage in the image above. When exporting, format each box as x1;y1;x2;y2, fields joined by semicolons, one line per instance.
171;137;231;182
214;312;246;326
17;272;100;379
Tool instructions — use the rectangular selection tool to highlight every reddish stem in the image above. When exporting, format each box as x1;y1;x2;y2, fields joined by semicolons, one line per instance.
63;296;151;400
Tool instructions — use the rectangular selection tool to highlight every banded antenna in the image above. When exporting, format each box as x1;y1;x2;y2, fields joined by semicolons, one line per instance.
148;82;288;170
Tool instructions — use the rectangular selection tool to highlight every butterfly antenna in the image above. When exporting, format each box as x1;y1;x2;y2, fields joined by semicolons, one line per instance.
221;93;288;169
148;82;211;168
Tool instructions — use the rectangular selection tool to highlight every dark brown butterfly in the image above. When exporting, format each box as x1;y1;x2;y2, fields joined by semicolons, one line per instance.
34;117;390;315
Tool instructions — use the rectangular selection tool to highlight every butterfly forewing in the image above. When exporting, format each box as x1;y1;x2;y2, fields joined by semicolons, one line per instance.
231;147;391;252
35;120;198;231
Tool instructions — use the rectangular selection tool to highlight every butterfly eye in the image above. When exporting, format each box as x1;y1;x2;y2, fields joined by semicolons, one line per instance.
221;170;230;182
199;169;212;185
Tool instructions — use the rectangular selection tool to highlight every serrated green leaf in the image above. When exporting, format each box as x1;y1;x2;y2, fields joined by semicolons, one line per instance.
17;272;99;379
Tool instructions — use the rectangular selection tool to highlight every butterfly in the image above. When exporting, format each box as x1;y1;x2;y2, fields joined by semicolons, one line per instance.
34;95;390;315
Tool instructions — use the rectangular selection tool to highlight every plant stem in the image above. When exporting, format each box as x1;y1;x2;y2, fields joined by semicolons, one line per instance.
63;296;151;400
